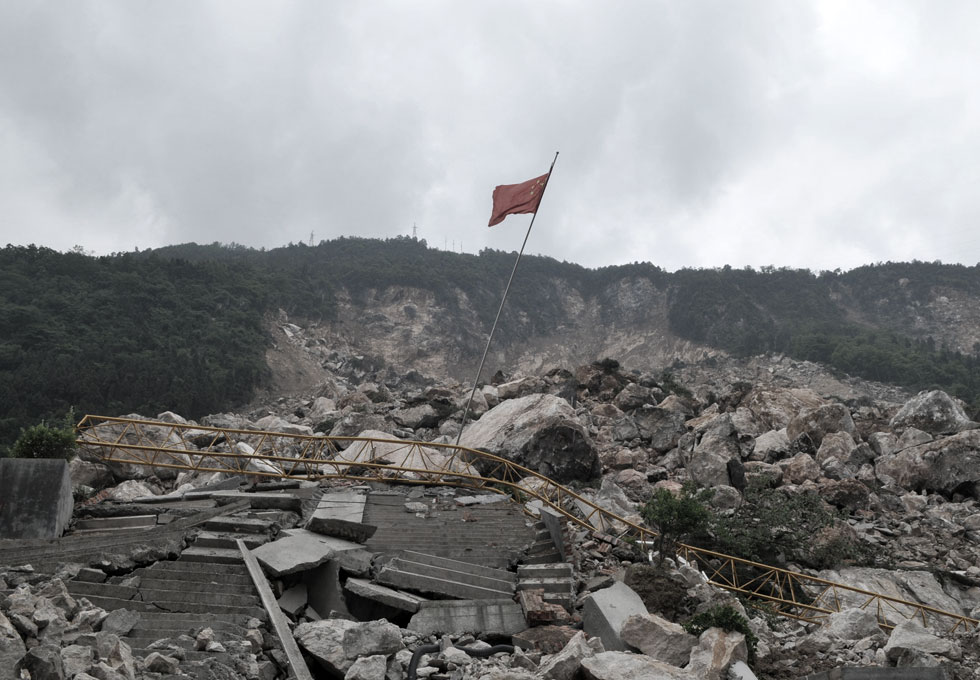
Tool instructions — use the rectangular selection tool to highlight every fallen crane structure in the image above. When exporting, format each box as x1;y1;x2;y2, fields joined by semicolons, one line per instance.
76;414;980;635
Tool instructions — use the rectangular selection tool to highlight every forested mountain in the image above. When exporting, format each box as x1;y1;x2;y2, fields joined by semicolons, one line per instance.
2;238;978;450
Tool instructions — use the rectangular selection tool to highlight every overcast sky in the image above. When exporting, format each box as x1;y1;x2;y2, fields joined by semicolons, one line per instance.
2;1;980;272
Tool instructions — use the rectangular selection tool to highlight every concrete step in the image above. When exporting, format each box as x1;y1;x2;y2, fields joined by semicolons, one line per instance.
397;551;517;583
68;581;139;601
138;588;260;609
515;578;575;595
179;546;244;564
390;558;515;594
524;552;563;565
135;568;254;588
137;576;258;596
192;531;268;550
67;591;266;620
209;491;303;511
376;567;513;601
518;563;574;579
528;538;558;552
125;636;196;651
128;614;249;636
74;515;158;532
125;628;246;649
202;516;275;534
143;559;249;577
136;575;255;594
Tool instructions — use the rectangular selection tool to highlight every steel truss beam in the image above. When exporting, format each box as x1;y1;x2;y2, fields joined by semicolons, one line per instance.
77;414;977;634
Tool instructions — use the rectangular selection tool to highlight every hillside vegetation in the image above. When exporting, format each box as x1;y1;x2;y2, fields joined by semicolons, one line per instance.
2;238;978;450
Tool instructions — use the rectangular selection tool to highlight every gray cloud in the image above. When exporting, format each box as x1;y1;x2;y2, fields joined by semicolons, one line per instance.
2;1;979;271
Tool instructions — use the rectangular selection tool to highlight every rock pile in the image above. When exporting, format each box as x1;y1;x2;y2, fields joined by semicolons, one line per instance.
7;335;980;678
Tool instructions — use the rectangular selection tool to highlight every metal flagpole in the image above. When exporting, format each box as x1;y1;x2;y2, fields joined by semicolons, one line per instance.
455;151;560;446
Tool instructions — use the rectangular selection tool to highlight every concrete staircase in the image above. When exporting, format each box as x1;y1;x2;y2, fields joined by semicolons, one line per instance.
0;501;247;574
375;550;517;601
516;562;575;611
524;521;563;565
363;492;536;568
180;512;277;564
64;512;282;676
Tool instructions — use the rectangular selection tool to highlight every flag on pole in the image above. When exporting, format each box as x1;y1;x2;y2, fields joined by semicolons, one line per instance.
488;173;550;227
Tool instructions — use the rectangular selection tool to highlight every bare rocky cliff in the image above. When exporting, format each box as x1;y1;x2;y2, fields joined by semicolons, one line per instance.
266;276;723;395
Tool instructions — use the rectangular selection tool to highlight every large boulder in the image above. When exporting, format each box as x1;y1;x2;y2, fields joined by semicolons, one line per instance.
686;628;748;680
633;406;688;452
0;613;27;680
889;390;979;435
822;607;883;641
874;430;980;496
883;620;961;662
619;613;697;666
580;651;691;679
683;415;739;488
787;404;856;448
741;387;827;431
458;393;600;483
537;630;604;680
614;383;655;412
294;619;402;676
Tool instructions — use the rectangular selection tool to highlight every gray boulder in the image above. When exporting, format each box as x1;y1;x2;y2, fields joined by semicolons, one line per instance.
391;403;441;429
458;393;600;483
15;645;64;680
749;430;790;462
787;403;856;448
619;613;696;666
874;430;980;496
684;415;739;488
614;383;654;412
883;620;961;662
686;628;748;680
889;390;979;435
0;612;27;680
295;619;358;676
580;651;691;679
537;630;603;680
822;607;883;641
294;619;402;677
633;405;687;452
742;387;827;431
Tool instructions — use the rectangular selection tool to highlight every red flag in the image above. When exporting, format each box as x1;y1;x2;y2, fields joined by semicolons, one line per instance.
488;173;550;227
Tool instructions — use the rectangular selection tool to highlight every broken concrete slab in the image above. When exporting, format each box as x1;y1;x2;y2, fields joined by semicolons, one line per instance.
305;491;377;543
0;459;73;539
408;599;526;637
581;581;648;652
454;494;509;506
250;529;362;577
344;578;428;614
209;490;303;511
277;583;308;618
74;515;157;532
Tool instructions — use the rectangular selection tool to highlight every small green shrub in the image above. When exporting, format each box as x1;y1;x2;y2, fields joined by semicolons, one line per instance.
684;604;758;663
12;410;77;460
641;482;713;563
708;485;872;569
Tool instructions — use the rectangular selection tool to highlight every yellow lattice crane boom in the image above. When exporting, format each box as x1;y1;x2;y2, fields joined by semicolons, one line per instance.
76;414;978;634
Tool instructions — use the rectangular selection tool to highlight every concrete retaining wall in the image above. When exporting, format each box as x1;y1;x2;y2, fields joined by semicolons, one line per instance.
0;458;73;539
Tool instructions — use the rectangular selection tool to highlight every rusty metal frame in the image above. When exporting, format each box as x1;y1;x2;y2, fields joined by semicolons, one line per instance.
76;414;978;635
